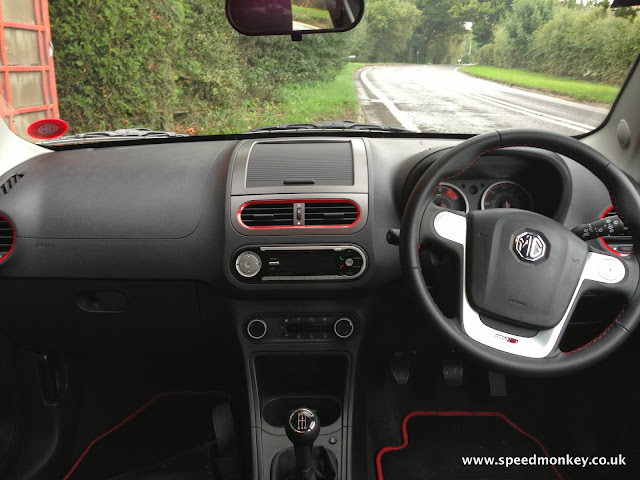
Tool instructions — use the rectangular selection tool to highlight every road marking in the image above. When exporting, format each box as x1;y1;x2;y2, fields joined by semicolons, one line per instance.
292;21;320;31
471;92;596;130
454;67;609;114
463;91;593;133
360;68;420;132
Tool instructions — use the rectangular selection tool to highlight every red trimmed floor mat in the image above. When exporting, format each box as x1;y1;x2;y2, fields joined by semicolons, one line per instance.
62;391;226;480
376;411;563;480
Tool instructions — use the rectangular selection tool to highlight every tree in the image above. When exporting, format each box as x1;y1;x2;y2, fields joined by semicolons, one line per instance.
494;0;557;67
363;0;420;62
410;0;477;63
470;0;512;46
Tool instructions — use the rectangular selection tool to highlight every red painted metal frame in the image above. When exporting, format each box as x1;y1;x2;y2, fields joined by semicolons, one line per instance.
0;0;59;134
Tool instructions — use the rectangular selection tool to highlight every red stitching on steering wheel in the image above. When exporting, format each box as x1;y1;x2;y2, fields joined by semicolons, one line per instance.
565;306;625;354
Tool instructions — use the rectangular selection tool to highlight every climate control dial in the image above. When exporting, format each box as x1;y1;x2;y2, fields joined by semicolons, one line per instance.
334;317;355;339
247;318;268;340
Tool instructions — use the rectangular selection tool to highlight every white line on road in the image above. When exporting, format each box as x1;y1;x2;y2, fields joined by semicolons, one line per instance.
463;92;593;133
360;68;420;132
292;21;320;31
454;67;608;114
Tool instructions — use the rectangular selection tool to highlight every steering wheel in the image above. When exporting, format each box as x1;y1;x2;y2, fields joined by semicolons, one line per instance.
401;129;640;376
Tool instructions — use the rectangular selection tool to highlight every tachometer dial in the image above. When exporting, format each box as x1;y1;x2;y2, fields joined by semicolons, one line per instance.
481;181;533;211
432;183;468;212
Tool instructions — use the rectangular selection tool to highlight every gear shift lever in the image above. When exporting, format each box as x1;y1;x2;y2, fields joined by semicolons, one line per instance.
285;408;320;480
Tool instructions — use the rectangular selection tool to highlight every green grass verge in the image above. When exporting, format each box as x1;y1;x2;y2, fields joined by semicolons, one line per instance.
459;65;620;105
184;62;365;135
291;5;333;29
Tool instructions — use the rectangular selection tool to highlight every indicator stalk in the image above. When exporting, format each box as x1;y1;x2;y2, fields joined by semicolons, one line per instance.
572;215;625;241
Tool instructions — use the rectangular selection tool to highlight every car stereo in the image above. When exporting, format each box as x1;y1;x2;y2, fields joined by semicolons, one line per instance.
232;245;367;282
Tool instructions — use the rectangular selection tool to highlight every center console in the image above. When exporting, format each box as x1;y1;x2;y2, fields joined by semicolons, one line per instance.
226;138;371;479
249;354;352;480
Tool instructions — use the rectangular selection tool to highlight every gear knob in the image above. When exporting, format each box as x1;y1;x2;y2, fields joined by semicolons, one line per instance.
285;408;320;446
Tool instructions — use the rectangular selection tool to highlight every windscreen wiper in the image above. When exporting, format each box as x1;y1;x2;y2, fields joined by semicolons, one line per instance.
39;128;189;145
247;120;414;134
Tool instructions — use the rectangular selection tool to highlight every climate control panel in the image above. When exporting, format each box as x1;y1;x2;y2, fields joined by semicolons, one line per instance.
232;245;367;282
244;314;357;342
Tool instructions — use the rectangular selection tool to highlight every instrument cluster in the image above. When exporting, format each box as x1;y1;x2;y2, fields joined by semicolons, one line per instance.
431;180;533;213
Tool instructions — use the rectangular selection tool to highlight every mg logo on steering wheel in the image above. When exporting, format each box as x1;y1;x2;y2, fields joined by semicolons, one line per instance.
514;232;546;262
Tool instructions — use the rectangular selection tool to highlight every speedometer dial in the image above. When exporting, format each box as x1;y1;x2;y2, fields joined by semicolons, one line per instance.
432;183;468;212
481;181;533;211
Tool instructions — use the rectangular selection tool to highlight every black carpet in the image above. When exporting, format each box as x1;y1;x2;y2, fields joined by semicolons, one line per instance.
62;392;225;480
376;411;562;480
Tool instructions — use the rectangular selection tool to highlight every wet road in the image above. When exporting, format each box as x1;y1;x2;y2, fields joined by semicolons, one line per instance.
354;65;609;135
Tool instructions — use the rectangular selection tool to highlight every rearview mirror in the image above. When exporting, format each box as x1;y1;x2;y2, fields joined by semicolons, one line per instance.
226;0;364;37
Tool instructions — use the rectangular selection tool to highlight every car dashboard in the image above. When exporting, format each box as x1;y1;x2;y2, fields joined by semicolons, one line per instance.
0;135;625;351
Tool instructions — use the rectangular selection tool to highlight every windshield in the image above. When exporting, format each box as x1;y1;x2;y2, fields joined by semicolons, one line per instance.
1;0;639;142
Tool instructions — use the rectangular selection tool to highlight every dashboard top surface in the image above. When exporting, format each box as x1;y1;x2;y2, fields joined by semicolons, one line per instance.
0;135;618;288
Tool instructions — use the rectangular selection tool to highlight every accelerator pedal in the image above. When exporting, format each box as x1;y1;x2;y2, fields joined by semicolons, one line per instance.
488;370;508;397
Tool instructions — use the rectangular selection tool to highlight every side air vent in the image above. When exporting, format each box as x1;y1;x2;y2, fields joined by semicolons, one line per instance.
602;208;633;255
0;214;16;263
0;174;23;195
240;202;294;227
305;201;359;226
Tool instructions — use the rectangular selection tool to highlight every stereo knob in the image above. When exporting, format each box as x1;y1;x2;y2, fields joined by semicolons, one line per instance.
334;317;354;339
236;251;262;278
247;318;268;340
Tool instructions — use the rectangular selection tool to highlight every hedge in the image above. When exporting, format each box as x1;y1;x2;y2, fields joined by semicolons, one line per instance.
49;0;358;133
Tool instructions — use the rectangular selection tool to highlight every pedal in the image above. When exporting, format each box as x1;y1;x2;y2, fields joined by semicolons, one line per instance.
488;370;508;397
389;352;412;385
442;362;464;387
211;400;243;480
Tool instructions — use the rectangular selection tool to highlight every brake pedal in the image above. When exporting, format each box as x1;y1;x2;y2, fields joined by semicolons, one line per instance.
442;362;464;387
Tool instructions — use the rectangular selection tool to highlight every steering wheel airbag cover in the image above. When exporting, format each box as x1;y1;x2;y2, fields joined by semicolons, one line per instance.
467;209;589;329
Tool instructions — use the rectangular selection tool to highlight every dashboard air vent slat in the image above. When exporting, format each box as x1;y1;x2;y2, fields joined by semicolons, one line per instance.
305;202;359;226
241;203;294;227
0;174;23;195
0;216;15;261
603;209;633;254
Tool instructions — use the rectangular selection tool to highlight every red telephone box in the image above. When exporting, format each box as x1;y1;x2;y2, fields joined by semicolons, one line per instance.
0;0;59;140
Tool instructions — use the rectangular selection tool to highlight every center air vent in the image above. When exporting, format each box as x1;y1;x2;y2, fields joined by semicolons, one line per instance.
601;207;632;255
0;174;23;195
305;202;359;226
238;200;361;229
0;214;16;263
240;202;294;227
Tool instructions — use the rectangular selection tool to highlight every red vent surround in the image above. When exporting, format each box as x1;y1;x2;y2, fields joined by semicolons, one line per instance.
238;199;361;230
0;213;16;264
600;206;630;257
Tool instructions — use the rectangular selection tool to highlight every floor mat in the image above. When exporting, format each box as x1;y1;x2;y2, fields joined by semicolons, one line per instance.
62;391;227;480
376;411;563;480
